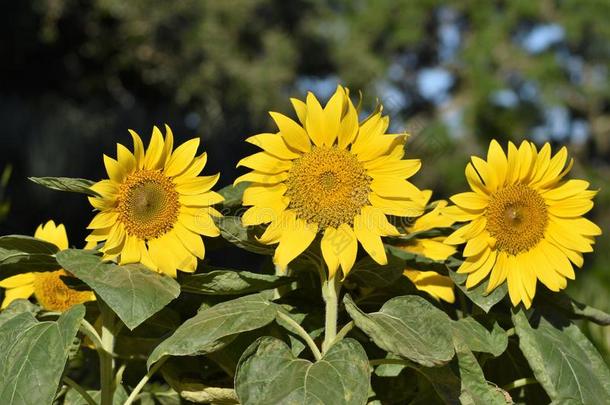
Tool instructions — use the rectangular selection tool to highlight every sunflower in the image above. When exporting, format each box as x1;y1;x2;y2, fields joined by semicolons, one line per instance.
399;190;456;303
86;125;222;277
445;140;601;308
0;220;95;311
236;86;427;277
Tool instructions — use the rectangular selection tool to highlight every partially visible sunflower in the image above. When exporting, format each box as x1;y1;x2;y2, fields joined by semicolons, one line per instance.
399;190;456;303
0;221;95;311
236;86;427;277
86;126;222;277
445;140;601;308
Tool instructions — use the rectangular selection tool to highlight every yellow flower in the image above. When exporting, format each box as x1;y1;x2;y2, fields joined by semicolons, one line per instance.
236;86;427;277
86;125;222;277
0;221;95;311
399;190;456;303
445;140;601;308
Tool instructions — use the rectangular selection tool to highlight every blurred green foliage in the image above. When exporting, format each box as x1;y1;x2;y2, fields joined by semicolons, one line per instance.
1;0;609;359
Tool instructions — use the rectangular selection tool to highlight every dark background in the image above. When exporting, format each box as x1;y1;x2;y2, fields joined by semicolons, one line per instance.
1;0;609;359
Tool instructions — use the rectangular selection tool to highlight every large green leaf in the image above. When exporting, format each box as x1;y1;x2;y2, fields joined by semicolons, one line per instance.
453;339;508;405
452;317;507;357
513;308;610;403
0;235;59;254
0;235;61;280
0;305;85;404
28;176;100;197
147;293;277;368
449;270;507;313
235;336;370;405
56;249;180;330
0;299;40;328
179;268;293;295
344;294;454;367
215;216;274;255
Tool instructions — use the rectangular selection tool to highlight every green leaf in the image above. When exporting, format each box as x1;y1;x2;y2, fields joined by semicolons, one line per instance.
0;305;85;404
414;365;462;404
0;299;40;328
56;249;180;330
0;235;61;280
453;339;508;405
452;317;508;357
218;182;249;208
0;235;59;254
28;176;101;197
147;293;277;368
179;268;294;295
344;294;454;367
346;254;405;287
215;216;274;255
512;308;610;403
235;336;370;405
449;270;507;313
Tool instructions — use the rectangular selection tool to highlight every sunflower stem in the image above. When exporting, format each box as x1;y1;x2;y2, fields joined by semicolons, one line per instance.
124;356;168;405
99;301;118;405
277;311;322;361
322;274;341;354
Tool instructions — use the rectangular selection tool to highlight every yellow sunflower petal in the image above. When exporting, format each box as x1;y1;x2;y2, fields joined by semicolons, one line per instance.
128;129;146;169
337;223;358;277
120;236;141;264
273;212;317;271
116;143;136;176
237;152;292;174
174;222;205;259
290;98;307;125
87;211;119;230
337;98;359;149
304;92;326;147
269;112;311;153
450;192;488;211
246;133;301;160
234;171;289;186
321;227;341;278
175;153;208;180
143;126;165;170
165;138;201;177
404;269;455;303
487;140;508;186
174;174;220;195
354;213;387;265
104;155;125;183
36;220;69;250
0;273;36;289
179;211;220;237
1;285;35;309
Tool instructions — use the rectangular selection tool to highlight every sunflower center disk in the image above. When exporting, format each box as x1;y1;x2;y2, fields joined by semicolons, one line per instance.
486;184;548;255
118;170;179;240
33;270;91;312
285;147;371;229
